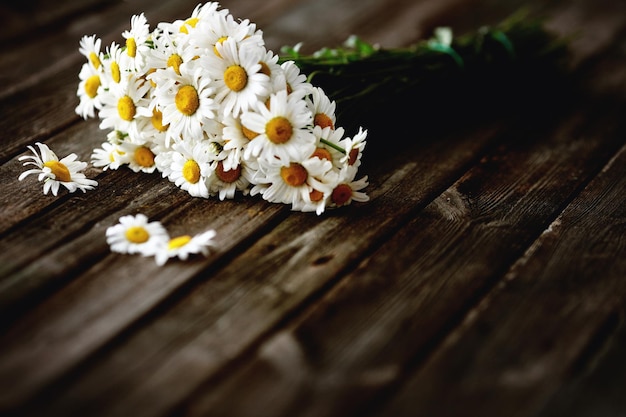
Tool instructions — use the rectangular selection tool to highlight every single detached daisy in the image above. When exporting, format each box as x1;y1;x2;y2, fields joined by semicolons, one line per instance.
18;142;98;196
154;229;217;266
106;213;169;256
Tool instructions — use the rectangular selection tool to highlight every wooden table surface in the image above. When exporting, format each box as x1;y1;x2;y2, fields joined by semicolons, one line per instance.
1;0;625;416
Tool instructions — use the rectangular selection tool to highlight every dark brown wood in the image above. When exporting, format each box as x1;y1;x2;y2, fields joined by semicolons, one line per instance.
0;0;625;416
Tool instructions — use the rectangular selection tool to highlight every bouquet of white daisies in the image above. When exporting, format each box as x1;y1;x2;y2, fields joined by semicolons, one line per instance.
76;1;369;215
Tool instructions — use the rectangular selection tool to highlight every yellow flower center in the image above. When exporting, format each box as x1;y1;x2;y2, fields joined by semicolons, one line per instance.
242;125;259;140
311;147;332;161
348;148;359;166
213;36;228;57
175;85;200;116
89;51;101;69
215;161;241;183
43;161;71;182
310;189;324;202
167;54;183;75
182;159;201;183
265;117;293;144
151;109;168;132
180;17;199;34
258;61;271;76
134;146;155;167
111;61;121;84
85;75;101;98
125;226;149;244
331;184;352;206
117;95;136;121
126;37;137;58
224;65;248;92
168;235;192;250
314;113;334;129
280;163;307;187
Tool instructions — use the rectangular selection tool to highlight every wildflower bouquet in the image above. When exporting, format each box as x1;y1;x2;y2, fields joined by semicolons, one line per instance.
76;2;369;216
18;2;567;264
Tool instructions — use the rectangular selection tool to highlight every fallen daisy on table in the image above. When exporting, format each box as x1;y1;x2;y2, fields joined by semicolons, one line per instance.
106;213;169;257
155;229;217;266
106;213;217;265
18;142;98;196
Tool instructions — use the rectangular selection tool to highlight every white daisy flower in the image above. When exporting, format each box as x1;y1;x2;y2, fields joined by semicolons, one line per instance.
75;62;104;119
257;49;282;85
135;104;171;148
91;141;124;171
306;86;336;130
221;114;252;171
252;154;333;209
98;73;152;141
18;142;98;196
207;158;255;200
149;64;218;145
106;213;169;256
202;38;271;117
158;2;228;36
120;13;152;73
188;10;263;58
241;89;315;163
166;140;213;198
280;60;313;98
340;126;368;169
145;29;198;76
329;165;370;208
311;125;346;169
154;229;217;266
118;140;159;173
78;34;103;71
100;41;128;93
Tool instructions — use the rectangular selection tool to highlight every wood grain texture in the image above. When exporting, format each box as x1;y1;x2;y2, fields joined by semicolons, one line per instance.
0;0;625;416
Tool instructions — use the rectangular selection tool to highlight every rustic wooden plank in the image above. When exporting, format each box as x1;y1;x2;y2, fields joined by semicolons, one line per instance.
0;0;111;44
536;311;626;417
0;117;505;416
165;90;626;417
0;2;623;417
370;133;626;417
